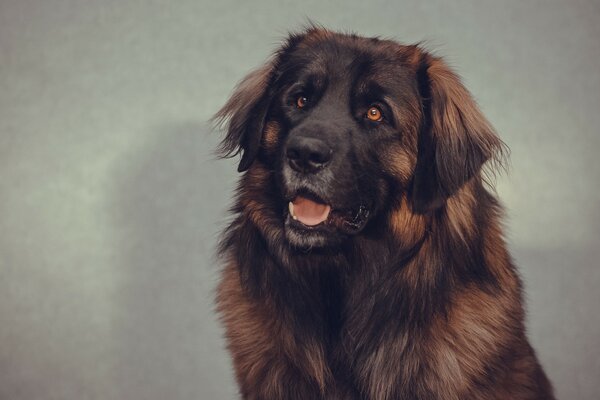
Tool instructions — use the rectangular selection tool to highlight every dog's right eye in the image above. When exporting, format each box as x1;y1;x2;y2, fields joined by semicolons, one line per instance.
296;96;309;109
366;106;383;122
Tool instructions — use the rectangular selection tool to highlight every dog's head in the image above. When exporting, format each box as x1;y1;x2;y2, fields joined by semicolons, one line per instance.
216;28;504;249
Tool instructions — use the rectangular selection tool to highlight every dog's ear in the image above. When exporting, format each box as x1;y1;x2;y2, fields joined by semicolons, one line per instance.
411;54;505;213
213;60;276;172
214;29;320;172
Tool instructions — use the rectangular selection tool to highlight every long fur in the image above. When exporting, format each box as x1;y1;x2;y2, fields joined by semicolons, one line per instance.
215;27;553;400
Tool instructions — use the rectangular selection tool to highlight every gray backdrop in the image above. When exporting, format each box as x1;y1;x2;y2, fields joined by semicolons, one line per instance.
1;0;598;399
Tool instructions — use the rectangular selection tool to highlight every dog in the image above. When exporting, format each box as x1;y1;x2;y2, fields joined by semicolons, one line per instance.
214;27;554;400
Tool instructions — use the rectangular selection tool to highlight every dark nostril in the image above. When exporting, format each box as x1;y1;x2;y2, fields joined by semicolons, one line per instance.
308;149;330;165
286;148;301;161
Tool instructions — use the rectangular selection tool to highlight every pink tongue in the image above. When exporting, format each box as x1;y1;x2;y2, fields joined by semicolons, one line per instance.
291;196;331;226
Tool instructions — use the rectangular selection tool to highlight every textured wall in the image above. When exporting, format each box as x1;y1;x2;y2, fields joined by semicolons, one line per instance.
0;1;598;399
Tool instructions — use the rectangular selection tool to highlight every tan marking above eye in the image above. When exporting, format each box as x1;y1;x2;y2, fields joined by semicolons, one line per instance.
366;106;383;121
296;96;308;108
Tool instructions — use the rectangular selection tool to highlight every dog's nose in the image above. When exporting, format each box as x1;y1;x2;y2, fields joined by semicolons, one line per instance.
286;136;332;174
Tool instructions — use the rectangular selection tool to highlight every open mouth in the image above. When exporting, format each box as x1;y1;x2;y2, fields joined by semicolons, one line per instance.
288;196;331;226
286;191;370;234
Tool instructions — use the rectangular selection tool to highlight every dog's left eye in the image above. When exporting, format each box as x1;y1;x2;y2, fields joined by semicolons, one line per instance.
296;96;309;109
365;106;383;122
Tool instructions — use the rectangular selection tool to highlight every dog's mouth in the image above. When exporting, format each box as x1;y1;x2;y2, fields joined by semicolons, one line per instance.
286;191;370;235
288;196;331;226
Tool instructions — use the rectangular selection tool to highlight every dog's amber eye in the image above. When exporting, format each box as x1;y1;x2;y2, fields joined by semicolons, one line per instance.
296;96;308;109
366;106;383;122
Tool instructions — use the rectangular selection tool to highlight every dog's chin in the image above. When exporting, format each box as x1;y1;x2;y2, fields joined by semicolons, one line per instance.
279;182;373;249
284;214;346;249
283;202;372;250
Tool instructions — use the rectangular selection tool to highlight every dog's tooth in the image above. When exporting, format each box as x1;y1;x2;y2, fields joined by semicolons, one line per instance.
289;202;297;219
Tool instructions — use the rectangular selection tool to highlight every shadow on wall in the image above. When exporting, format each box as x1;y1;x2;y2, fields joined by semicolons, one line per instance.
108;121;238;400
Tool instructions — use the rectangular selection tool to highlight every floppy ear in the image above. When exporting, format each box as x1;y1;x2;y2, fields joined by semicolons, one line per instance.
411;55;505;213
213;60;276;172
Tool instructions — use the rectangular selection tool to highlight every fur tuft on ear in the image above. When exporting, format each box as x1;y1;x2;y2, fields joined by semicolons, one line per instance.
412;53;507;213
213;60;275;172
213;29;314;172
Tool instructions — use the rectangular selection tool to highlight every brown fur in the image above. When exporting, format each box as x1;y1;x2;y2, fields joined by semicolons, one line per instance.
215;27;554;399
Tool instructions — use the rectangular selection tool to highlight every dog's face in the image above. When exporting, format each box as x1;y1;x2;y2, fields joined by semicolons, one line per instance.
216;29;503;250
275;37;422;248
